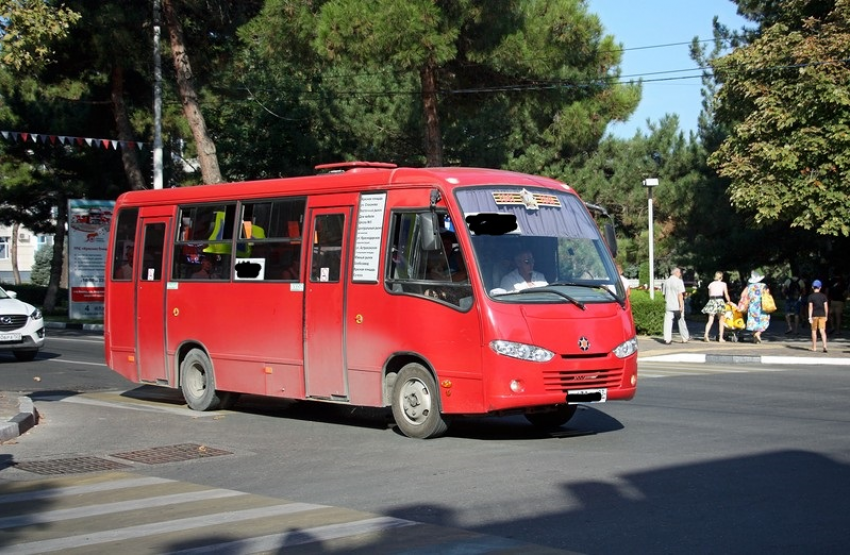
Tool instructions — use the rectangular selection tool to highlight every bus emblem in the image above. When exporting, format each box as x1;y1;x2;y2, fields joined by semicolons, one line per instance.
578;336;590;351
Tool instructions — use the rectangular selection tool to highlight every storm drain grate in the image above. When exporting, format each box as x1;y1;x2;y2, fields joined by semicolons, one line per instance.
14;456;132;475
110;443;232;465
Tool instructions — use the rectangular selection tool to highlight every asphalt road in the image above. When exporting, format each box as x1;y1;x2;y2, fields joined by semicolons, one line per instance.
1;332;849;553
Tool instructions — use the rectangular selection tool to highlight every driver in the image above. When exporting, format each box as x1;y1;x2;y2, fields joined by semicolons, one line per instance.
500;250;548;291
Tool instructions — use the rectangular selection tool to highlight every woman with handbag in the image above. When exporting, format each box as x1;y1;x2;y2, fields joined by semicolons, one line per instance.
743;270;771;343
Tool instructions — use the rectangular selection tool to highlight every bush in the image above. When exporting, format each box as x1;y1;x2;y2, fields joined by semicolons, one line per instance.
630;289;665;336
29;246;52;286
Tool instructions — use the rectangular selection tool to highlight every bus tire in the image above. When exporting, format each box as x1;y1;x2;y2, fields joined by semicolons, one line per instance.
525;405;577;430
180;348;228;411
391;363;448;439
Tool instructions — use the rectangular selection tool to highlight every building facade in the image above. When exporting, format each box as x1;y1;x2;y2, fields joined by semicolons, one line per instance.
0;224;54;284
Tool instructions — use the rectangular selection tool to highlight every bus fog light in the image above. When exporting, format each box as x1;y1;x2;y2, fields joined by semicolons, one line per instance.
510;380;525;393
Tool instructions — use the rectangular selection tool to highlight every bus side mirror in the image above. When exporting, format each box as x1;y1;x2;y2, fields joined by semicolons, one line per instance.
604;223;618;258
419;213;441;251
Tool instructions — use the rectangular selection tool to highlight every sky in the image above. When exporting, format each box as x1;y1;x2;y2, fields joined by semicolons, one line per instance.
586;0;749;139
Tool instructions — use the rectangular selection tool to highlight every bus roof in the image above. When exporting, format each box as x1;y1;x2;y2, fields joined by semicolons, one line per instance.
115;165;573;207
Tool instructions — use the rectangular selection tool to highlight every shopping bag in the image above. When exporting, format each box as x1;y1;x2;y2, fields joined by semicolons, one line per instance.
762;289;777;313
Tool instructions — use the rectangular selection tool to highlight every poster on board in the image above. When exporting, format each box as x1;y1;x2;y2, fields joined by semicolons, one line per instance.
67;199;114;320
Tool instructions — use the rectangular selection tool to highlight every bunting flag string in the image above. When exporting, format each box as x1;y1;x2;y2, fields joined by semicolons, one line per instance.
1;130;146;151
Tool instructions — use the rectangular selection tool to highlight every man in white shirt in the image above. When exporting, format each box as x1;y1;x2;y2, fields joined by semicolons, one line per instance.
500;250;548;291
663;267;689;344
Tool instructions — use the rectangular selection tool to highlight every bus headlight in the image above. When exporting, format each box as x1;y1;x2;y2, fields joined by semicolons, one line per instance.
613;337;638;359
490;340;554;362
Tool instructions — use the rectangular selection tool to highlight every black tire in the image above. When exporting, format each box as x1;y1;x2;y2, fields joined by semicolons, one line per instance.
12;350;38;362
525;405;578;430
391;363;448;439
180;348;229;411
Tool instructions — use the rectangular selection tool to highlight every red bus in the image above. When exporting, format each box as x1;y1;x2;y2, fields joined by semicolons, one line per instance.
104;163;637;438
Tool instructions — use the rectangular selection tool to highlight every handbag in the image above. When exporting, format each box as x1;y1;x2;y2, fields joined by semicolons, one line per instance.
762;288;777;313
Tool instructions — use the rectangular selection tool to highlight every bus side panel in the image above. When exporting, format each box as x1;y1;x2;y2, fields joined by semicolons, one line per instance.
166;282;305;396
104;280;138;382
345;283;486;414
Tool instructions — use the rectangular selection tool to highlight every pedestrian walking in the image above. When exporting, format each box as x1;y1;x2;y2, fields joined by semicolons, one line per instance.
743;270;770;343
808;279;829;352
702;271;731;342
663;267;689;344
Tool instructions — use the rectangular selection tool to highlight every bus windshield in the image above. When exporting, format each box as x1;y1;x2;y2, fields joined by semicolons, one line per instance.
455;186;623;303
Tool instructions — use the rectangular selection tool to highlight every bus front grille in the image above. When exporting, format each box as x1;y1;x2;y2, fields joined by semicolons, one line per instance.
542;368;623;391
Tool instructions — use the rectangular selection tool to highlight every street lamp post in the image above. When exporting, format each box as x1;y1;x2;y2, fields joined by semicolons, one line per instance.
643;178;659;299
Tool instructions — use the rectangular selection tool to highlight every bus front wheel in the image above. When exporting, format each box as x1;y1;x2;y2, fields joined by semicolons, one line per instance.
391;363;448;439
180;348;234;411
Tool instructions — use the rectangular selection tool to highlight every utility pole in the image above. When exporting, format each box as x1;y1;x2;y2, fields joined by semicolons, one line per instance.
153;0;164;189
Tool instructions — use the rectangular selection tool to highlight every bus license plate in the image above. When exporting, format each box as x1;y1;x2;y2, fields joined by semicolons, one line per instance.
567;388;607;403
0;333;22;342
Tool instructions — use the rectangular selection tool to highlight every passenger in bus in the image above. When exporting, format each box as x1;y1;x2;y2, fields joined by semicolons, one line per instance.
191;257;215;279
115;246;134;279
281;253;300;280
500;250;547;291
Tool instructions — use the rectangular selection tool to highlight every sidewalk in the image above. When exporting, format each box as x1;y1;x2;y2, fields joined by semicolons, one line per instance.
3;322;848;442
639;322;850;365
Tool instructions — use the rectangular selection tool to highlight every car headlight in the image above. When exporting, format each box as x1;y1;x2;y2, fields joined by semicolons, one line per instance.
31;308;43;321
613;337;637;359
490;340;554;362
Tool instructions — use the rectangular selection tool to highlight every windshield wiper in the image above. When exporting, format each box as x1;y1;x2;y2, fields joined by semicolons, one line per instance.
548;281;626;309
505;286;586;310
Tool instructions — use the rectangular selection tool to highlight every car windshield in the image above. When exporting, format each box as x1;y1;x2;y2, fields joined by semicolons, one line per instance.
455;186;624;303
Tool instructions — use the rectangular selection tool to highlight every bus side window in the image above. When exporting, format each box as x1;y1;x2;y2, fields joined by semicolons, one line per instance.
111;208;138;281
310;214;344;283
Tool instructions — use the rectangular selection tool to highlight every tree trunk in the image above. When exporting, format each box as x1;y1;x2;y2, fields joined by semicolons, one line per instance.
111;65;148;191
10;222;21;285
162;0;223;184
420;62;443;167
42;200;67;314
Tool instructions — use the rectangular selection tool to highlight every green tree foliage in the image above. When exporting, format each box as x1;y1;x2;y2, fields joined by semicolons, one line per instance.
0;0;81;72
243;0;640;170
29;244;52;286
709;0;850;236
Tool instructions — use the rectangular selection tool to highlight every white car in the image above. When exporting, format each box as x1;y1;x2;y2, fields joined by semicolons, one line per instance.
0;286;45;361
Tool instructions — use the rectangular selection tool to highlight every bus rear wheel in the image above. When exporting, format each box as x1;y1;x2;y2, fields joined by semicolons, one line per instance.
525;405;577;430
391;363;448;439
180;348;235;411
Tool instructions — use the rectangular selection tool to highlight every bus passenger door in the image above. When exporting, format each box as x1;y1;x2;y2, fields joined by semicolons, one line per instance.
304;208;351;400
136;218;170;383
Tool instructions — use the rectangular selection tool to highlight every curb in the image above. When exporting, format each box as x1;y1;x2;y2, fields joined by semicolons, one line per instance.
640;352;850;366
0;396;38;442
45;321;104;331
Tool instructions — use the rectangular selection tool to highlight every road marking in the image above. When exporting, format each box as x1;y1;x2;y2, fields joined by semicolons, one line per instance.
0;473;567;554
50;359;108;367
639;362;792;379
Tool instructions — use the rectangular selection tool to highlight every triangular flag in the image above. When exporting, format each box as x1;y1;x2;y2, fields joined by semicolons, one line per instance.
21;133;29;142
